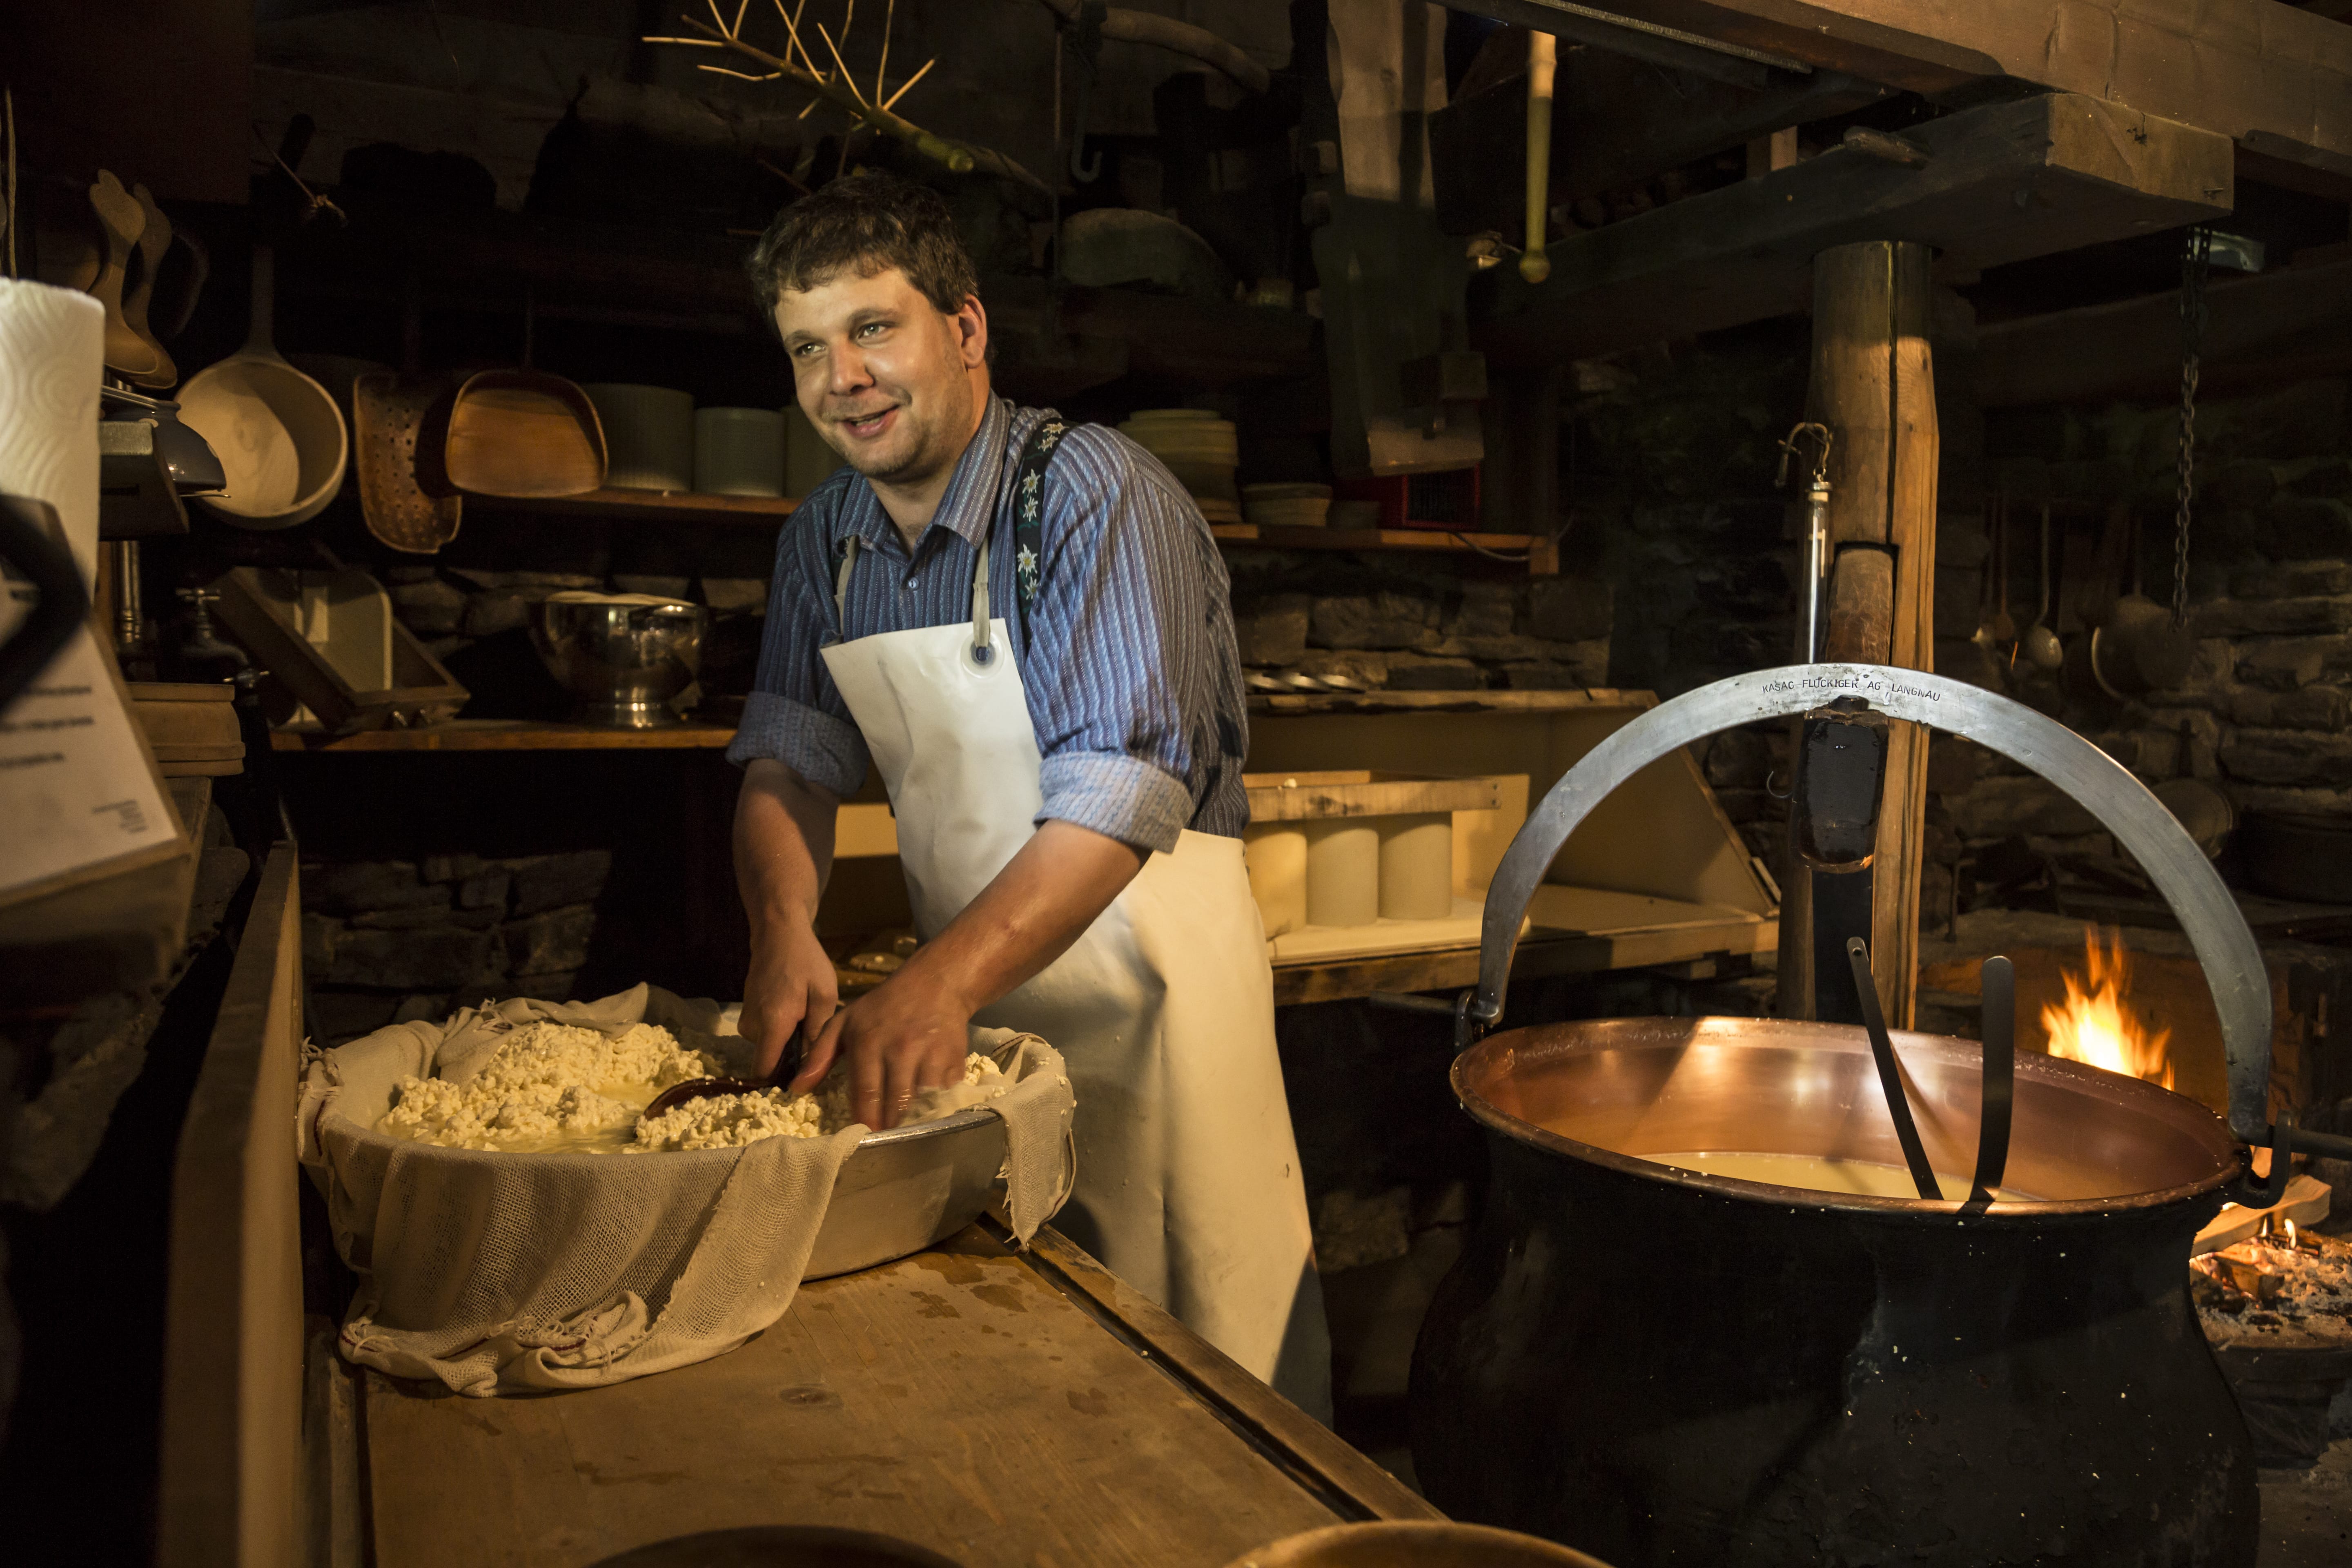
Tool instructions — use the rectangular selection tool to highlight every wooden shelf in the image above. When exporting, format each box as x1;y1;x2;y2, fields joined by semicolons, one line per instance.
467;489;799;527
1212;523;1538;556
271;719;737;753
1270;900;1776;1007
1246;688;1644;716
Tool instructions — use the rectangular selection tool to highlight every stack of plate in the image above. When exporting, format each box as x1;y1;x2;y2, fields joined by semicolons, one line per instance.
1243;482;1331;528
1119;409;1240;523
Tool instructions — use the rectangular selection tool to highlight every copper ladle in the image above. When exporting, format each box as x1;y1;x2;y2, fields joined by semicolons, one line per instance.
642;1022;805;1118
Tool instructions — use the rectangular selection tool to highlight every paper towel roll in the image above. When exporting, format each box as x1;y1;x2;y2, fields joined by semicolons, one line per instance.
0;282;104;589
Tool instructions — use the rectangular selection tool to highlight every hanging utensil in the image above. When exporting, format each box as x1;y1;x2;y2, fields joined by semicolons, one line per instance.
1968;492;2000;657
1986;496;2015;645
353;279;461;553
119;184;176;388
439;287;606;498
1519;31;1556;284
2092;505;2196;697
2021;502;2063;670
1777;421;1833;662
84;171;160;381
178;245;349;529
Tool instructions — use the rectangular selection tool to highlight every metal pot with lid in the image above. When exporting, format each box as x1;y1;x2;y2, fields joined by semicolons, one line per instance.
1408;664;2330;1568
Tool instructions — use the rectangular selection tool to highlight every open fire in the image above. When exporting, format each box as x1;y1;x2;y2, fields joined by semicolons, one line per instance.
2040;926;2175;1089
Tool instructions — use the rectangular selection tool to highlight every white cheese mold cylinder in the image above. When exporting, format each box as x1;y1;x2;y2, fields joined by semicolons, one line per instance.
1243;822;1307;937
0;281;103;588
1304;818;1379;928
694;406;786;497
1379;811;1453;920
583;383;694;491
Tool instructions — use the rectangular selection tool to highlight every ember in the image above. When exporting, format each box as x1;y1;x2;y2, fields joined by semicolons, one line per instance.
2041;926;2175;1088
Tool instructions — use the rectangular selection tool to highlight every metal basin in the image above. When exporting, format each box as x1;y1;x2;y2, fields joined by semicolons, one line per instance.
1409;1015;2255;1568
530;595;706;728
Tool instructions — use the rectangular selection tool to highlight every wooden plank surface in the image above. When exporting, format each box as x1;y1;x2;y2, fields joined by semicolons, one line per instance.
469;488;801;528
1582;0;2352;175
1247;688;1648;717
359;1227;1390;1568
159;846;306;1568
1975;255;2352;408
1269;907;1775;1007
272;719;739;752
1471;92;2232;366
1212;523;1540;556
1243;771;1504;822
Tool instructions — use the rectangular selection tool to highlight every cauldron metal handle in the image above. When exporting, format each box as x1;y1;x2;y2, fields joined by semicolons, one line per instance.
1463;662;2331;1160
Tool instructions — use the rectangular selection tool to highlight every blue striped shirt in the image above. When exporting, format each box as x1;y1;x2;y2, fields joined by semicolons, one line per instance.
728;395;1250;852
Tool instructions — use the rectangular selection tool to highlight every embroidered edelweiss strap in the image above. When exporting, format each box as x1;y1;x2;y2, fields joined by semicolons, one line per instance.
1007;415;1068;650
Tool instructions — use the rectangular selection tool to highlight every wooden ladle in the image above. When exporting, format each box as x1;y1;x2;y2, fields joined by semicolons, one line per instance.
121;183;178;388
87;172;163;380
642;1022;806;1118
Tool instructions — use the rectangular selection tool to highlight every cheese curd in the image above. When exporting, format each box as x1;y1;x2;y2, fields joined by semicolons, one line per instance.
377;1022;1015;1155
631;1050;1013;1152
378;1020;724;1152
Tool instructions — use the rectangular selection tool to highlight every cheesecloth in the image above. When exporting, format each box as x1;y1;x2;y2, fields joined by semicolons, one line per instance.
296;984;1076;1396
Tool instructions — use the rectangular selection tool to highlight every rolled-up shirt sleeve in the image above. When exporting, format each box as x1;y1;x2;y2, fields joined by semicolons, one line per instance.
1021;429;1227;854
725;494;871;799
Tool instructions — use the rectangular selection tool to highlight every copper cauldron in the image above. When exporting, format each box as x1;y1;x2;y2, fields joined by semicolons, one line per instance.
1405;666;2331;1568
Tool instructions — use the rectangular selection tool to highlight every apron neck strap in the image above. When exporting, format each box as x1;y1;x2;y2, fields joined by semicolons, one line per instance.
970;536;992;662
833;535;861;628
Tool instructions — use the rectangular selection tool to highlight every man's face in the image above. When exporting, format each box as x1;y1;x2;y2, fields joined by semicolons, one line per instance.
773;265;987;487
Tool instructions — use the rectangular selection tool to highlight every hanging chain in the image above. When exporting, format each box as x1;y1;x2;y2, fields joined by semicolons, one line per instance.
2173;225;2212;629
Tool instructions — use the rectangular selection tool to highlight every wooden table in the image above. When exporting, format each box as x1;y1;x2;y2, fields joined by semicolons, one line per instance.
331;1225;1437;1567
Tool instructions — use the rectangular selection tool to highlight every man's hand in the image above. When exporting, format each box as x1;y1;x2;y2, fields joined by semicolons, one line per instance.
791;819;1147;1129
791;961;972;1129
742;915;838;1078
734;759;842;1078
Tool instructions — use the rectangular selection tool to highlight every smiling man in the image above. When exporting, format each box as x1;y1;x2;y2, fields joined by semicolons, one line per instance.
727;172;1327;1412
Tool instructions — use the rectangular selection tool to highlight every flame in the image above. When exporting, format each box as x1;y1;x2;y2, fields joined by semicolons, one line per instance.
2040;927;2174;1089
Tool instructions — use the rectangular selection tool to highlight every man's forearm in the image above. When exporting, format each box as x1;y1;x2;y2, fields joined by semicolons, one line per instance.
735;759;840;933
896;819;1146;1013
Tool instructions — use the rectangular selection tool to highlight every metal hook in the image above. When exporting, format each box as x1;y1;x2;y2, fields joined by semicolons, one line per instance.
1775;421;1833;489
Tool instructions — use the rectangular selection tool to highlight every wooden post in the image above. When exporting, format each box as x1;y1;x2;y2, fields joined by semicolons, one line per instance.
1777;240;1938;1027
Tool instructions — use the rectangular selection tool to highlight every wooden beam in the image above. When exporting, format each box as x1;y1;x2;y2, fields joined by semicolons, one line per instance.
1430;46;1888;234
159;846;303;1568
1472;91;2233;365
1498;0;2352;178
1976;254;2352;407
1775;242;1937;1031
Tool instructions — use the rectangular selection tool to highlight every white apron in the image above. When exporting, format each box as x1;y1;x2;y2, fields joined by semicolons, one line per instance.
819;530;1330;1414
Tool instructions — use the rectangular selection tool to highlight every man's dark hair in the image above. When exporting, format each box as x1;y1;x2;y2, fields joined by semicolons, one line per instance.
747;170;978;316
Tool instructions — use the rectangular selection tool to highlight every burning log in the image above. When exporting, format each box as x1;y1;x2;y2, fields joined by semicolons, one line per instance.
2194;1223;2352;1467
2192;1173;2333;1256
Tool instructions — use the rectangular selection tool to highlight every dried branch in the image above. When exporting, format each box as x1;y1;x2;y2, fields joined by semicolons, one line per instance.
880;56;934;114
655;10;1047;192
814;22;871;109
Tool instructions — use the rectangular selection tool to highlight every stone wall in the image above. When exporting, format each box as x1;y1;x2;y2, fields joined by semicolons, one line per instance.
1556;310;2351;933
301;850;614;1043
1229;556;1612;691
1929;378;2352;909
